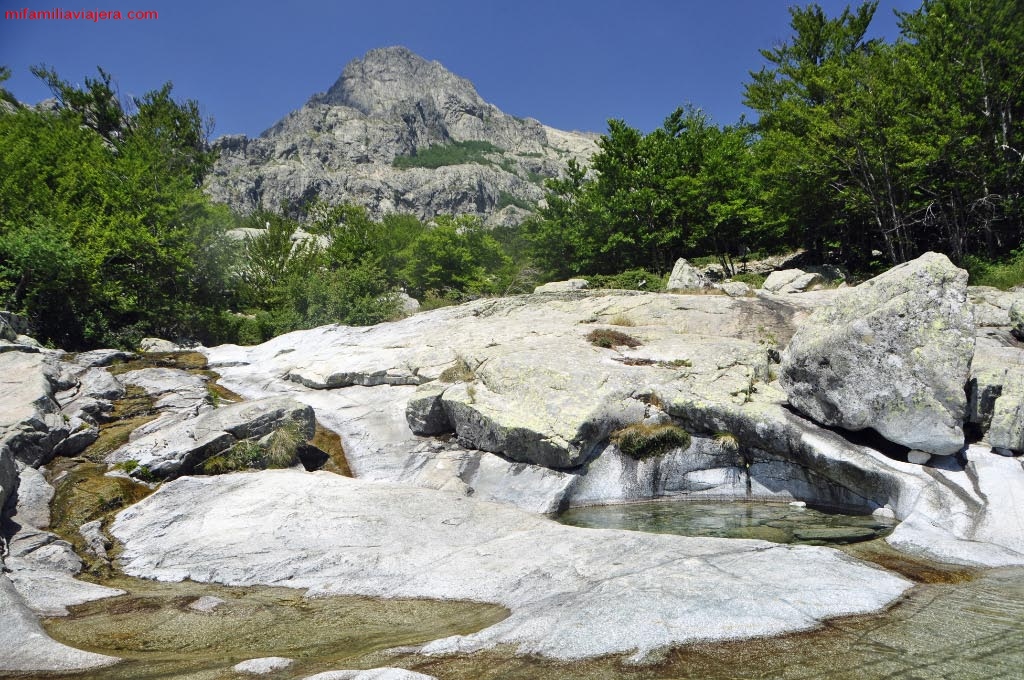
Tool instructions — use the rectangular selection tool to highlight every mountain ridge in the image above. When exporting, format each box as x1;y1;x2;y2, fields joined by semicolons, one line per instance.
204;46;598;225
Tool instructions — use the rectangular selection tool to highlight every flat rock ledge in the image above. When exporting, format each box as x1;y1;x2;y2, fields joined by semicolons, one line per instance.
111;471;911;662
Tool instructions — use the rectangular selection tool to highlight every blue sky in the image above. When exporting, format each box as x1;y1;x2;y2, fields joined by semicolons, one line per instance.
1;0;920;138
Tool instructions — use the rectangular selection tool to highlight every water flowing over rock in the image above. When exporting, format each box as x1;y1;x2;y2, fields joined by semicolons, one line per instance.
205;47;597;224
780;252;974;455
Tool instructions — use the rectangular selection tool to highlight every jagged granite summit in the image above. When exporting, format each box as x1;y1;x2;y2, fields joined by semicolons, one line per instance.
205;47;598;225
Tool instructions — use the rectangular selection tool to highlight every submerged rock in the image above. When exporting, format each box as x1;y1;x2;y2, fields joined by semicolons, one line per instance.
304;670;438;680
780;252;974;455
234;656;294;674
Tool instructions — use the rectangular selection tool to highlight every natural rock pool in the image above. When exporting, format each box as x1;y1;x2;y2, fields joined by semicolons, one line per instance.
35;559;1024;680
556;499;898;546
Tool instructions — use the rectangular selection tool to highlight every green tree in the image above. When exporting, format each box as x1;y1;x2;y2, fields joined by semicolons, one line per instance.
399;215;509;298
0;67;235;348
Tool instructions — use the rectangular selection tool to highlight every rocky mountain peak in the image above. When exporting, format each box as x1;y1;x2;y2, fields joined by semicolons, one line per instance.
316;46;486;120
205;47;598;225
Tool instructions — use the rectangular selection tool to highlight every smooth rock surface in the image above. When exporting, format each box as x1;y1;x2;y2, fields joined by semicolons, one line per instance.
533;278;589;293
111;471;911;662
0;351;69;469
780;252;974;455
138;337;182;352
201;288;1024;564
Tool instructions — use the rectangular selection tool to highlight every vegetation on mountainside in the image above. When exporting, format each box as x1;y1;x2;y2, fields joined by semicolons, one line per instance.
392;140;503;169
1;0;1021;350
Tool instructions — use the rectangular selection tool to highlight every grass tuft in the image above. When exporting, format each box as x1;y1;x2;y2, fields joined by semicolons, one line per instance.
586;328;641;348
439;357;476;383
611;422;691;459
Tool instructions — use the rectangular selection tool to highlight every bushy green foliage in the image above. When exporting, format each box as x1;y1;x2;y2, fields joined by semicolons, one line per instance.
393;140;503;169
397;215;511;300
612;423;691;459
525;0;1023;278
524;110;768;279
964;251;1024;290
729;272;767;287
0;67;236;349
496;191;534;211
585;268;666;290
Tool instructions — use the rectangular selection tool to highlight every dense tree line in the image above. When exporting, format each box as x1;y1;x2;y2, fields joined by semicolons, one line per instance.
525;0;1023;278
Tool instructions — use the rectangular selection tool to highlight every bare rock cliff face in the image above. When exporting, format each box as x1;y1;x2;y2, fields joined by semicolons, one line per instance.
205;47;597;225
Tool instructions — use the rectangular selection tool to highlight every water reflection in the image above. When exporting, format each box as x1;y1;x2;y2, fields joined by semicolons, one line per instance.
557;500;897;546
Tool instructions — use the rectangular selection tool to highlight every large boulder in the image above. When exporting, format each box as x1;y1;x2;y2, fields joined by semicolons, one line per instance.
780;252;974;455
666;258;711;290
1011;298;1024;340
106;396;315;478
762;269;824;294
533;279;588;294
0;351;71;469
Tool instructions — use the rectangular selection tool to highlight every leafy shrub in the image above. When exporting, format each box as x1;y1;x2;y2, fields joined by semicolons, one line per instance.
585;268;666;291
586;328;641;348
393;140;504;169
612;423;691;459
964;252;1024;290
729;272;767;287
